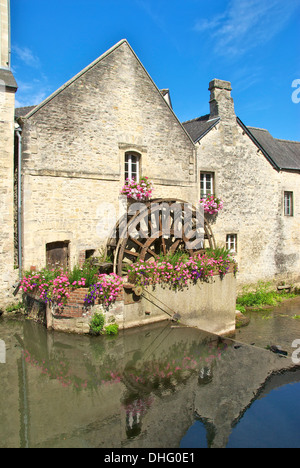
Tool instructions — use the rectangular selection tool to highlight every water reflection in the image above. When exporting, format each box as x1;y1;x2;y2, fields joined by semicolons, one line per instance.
234;297;300;354
0;315;299;448
227;379;300;448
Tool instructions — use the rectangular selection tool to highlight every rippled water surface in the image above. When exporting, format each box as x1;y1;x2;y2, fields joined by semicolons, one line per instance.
234;297;300;353
1;298;300;448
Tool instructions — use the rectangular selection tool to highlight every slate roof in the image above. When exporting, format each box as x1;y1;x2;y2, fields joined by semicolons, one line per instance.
15;106;36;118
182;115;220;143
0;69;18;90
238;119;300;172
247;127;300;171
183;114;300;172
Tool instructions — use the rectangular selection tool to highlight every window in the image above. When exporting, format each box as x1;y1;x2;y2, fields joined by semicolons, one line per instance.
284;192;293;216
200;172;214;197
46;241;70;269
226;234;237;254
125;153;140;181
85;249;96;260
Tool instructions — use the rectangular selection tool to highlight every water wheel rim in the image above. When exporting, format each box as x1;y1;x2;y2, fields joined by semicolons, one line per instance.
112;199;216;275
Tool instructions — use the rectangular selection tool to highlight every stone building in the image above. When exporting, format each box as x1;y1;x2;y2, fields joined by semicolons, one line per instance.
0;0;18;307
183;80;300;286
0;27;299;308
14;39;197;277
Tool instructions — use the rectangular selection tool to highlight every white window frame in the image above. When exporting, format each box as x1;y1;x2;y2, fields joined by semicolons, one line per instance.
226;234;237;254
200;172;214;198
284;191;293;216
125;153;140;181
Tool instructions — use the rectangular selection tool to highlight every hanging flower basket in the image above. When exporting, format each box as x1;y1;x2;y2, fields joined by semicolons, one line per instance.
200;194;223;215
120;176;153;202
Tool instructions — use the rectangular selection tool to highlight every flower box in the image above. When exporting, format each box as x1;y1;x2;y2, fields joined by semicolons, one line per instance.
200;195;223;215
120;176;153;201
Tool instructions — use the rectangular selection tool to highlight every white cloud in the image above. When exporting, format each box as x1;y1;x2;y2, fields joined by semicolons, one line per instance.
15;90;47;108
194;13;226;33
14;78;50;108
12;45;50;108
194;0;299;58
12;45;40;68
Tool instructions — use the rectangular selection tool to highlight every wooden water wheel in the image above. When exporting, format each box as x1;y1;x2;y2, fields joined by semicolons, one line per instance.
106;198;216;276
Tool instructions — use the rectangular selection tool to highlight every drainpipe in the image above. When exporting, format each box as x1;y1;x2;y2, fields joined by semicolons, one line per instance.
15;126;22;279
8;0;12;70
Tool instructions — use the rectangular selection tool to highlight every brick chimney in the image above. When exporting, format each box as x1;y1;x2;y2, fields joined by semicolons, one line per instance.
209;79;235;121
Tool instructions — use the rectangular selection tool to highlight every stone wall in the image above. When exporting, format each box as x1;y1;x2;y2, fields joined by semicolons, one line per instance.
275;170;300;283
0;86;17;309
20;40;197;271
24;272;236;336
124;272;236;336
197;81;300;288
0;0;18;310
0;0;9;69
46;287;124;334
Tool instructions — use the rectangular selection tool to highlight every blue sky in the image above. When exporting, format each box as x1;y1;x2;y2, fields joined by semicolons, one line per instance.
11;0;300;141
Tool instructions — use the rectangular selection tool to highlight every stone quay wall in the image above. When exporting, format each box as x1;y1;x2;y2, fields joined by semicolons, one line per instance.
24;272;236;336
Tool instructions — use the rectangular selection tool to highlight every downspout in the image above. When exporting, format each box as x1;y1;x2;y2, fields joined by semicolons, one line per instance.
15;126;22;279
8;0;11;69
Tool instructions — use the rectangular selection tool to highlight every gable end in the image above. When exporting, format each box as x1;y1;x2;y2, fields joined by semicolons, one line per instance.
237;117;281;171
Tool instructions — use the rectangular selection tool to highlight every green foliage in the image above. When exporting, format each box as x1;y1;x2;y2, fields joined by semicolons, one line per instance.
23;267;58;283
236;304;246;314
5;301;24;313
68;263;99;288
127;247;234;288
90;313;105;335
105;323;119;335
90;314;119;336
159;247;231;266
237;281;296;309
205;246;231;261
158;250;190;266
23;263;100;290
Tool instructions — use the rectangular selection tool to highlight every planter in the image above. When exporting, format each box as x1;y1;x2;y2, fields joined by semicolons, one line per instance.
200;195;223;217
23;269;237;336
120;176;153;202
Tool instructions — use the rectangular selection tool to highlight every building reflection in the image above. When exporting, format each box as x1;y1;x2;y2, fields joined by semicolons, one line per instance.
0;318;299;448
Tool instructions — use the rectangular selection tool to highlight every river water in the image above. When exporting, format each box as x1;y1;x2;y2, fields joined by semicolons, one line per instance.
0;297;300;449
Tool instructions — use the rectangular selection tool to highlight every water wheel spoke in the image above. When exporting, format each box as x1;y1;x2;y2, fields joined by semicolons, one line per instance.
157;217;167;256
129;236;146;250
169;239;182;253
124;249;139;258
146;248;159;259
161;236;167;256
